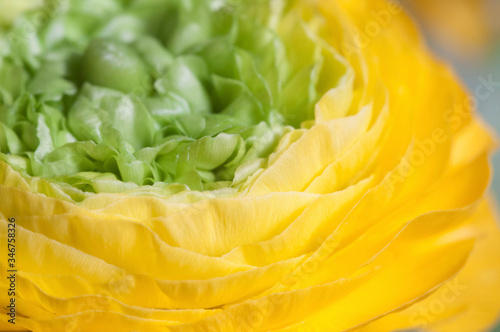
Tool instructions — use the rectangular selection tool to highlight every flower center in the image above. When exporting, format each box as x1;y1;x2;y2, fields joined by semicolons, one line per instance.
0;0;338;193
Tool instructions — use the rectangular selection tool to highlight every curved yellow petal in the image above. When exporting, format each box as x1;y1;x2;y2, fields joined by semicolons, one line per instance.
355;198;500;332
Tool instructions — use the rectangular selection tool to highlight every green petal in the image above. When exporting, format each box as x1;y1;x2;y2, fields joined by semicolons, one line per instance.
0;0;346;196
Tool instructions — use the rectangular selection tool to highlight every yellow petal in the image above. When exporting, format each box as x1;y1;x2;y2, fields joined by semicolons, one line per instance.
355;198;500;332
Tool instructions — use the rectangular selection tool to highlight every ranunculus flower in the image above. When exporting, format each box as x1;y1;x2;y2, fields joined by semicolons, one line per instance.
1;0;499;331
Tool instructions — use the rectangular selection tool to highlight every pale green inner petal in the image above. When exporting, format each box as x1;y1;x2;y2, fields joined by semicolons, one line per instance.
0;0;345;195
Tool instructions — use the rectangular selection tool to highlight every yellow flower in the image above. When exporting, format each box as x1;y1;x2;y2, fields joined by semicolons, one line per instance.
1;0;499;331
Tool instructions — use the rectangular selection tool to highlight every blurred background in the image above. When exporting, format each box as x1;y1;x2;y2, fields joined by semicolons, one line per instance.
407;0;500;331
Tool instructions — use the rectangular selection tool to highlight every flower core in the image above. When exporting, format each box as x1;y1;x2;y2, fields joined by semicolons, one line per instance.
0;0;338;194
